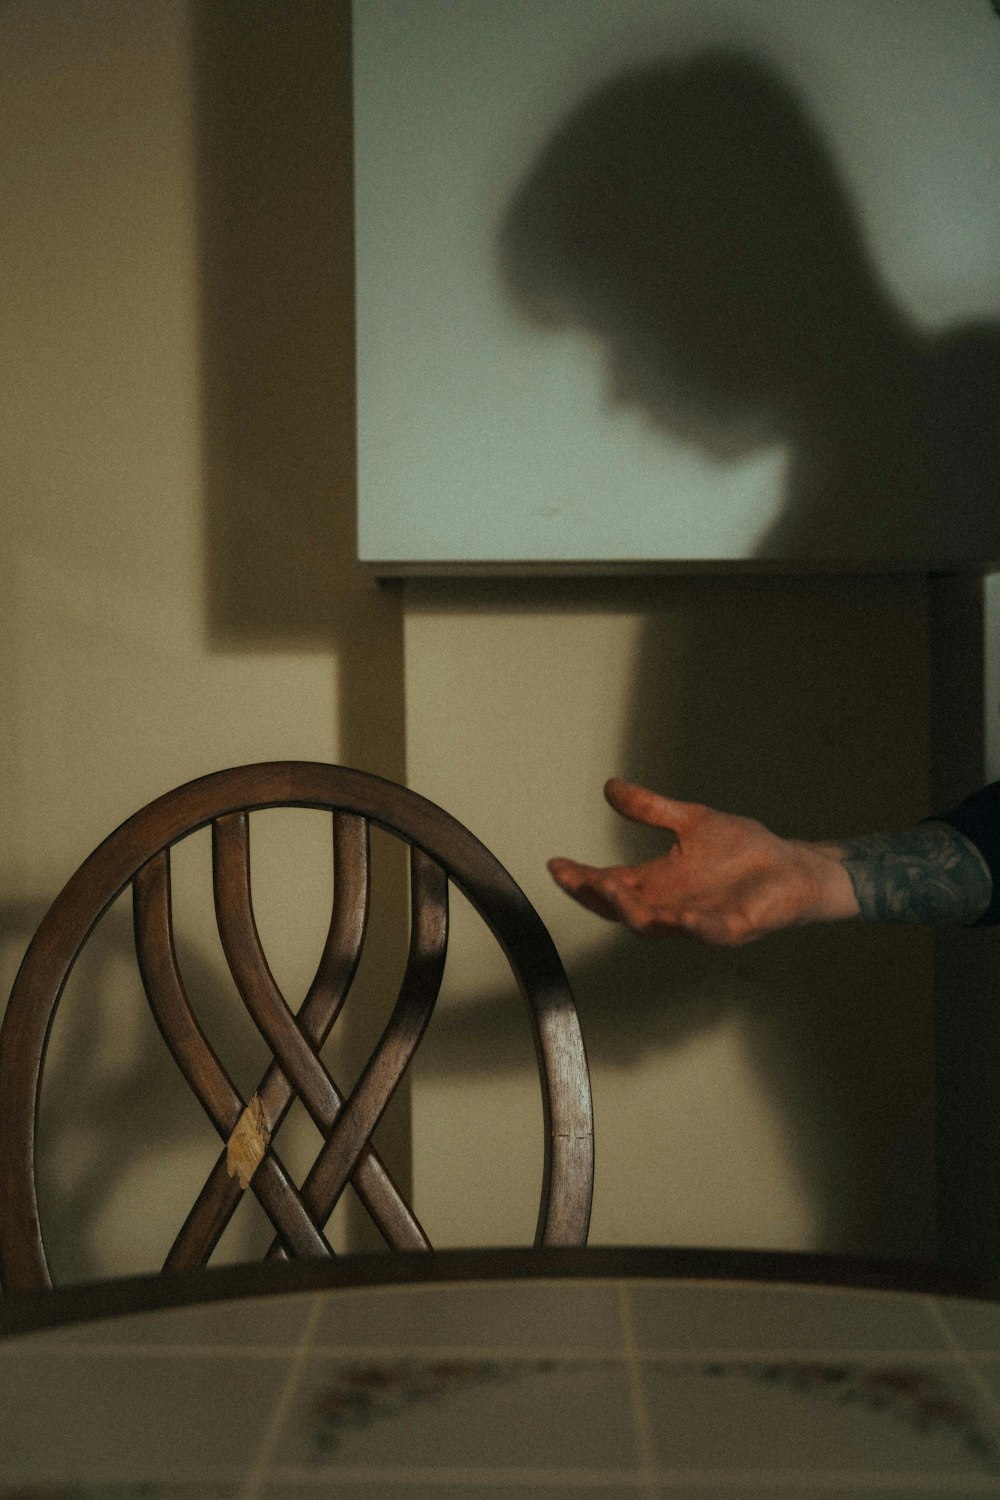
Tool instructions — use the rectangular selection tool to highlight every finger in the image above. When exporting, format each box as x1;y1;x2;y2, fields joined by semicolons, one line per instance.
604;778;699;836
547;856;595;889
549;856;640;892
547;858;609;902
548;861;624;922
564;884;625;922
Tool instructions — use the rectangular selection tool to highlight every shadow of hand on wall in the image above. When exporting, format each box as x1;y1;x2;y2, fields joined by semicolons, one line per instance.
497;49;1000;564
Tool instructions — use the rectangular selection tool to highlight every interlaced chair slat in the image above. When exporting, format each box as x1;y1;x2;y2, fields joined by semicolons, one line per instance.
0;762;594;1291
212;811;355;1142
286;844;449;1247
161;809;427;1268
133;849;334;1263
211;808;430;1257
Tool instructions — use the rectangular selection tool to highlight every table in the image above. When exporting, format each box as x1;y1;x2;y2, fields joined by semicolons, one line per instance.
3;1247;1000;1497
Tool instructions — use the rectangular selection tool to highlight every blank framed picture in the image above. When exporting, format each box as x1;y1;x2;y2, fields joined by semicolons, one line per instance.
353;0;1000;571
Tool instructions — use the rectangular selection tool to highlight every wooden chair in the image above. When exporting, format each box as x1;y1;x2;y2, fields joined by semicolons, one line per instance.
0;762;593;1291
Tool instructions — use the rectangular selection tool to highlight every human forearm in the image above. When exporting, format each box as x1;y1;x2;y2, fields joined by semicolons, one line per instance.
549;779;996;946
823;821;993;926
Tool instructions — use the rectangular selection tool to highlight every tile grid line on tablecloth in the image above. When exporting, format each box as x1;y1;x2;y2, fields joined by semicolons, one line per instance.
925;1293;1000;1435
617;1280;659;1496
240;1292;325;1500
255;1460;1000;1490
7;1342;997;1362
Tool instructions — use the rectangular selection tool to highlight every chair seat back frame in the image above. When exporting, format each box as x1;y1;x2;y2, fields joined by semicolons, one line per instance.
0;763;593;1291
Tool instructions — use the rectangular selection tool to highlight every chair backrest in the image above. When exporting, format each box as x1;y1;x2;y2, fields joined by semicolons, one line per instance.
0;762;593;1290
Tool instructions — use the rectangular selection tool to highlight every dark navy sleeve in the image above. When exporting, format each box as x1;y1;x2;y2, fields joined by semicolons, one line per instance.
936;782;1000;925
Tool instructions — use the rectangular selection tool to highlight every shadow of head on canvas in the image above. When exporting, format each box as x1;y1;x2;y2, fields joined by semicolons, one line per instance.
498;48;1000;563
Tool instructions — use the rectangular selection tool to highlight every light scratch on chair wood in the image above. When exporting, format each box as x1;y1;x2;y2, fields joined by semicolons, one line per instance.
226;1094;269;1189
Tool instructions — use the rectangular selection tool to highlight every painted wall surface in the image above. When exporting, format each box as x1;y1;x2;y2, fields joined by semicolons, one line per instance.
405;578;935;1255
355;0;1000;565
0;0;972;1279
0;0;406;1282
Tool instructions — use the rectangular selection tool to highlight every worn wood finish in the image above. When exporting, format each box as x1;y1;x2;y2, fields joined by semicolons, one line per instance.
0;763;594;1290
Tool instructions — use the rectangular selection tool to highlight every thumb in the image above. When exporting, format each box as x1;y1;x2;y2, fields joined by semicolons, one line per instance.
604;777;701;834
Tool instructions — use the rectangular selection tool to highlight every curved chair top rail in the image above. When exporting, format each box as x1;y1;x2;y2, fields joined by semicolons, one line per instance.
0;763;593;1290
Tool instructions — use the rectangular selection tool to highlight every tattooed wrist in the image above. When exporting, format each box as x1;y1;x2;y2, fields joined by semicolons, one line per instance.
838;821;993;925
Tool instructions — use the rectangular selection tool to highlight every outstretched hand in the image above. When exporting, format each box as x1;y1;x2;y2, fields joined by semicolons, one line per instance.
548;778;859;946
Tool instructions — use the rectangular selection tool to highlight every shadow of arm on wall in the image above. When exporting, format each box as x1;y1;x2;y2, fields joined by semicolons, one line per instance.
188;0;405;783
189;0;359;649
419;918;934;1256
420;930;736;1078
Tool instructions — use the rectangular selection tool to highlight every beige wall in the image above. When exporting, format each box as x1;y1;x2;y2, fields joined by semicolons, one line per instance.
1;0;944;1278
0;0;405;1280
405;577;935;1255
